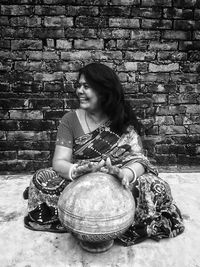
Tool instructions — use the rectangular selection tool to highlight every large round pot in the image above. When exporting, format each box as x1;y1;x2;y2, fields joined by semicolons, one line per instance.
58;172;135;253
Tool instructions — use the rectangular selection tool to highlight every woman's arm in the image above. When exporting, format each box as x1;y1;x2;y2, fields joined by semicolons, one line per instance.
52;145;75;180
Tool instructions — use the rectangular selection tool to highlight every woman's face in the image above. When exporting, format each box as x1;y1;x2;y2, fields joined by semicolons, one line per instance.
76;75;100;112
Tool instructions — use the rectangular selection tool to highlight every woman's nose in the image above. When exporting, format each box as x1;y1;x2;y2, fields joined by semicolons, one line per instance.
77;85;84;93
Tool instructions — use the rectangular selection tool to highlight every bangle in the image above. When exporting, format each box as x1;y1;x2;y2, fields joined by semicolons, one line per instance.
68;164;78;181
123;166;137;184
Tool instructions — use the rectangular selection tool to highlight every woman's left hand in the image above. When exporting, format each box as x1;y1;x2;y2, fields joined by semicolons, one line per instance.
105;157;130;189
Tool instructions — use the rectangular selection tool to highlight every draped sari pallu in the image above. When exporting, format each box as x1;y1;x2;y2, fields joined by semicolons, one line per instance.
28;123;184;245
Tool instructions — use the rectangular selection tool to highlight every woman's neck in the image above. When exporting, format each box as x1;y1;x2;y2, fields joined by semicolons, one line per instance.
85;109;107;124
83;109;108;132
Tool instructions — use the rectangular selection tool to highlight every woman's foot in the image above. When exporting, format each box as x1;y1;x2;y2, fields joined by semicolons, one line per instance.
24;215;68;233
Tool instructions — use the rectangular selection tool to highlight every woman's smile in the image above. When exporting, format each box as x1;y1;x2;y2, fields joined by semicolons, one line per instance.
76;75;100;112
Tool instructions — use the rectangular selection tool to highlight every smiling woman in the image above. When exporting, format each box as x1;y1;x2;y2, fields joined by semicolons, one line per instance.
23;62;184;246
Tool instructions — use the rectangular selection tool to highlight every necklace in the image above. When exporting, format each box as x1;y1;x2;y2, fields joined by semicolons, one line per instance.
85;111;107;133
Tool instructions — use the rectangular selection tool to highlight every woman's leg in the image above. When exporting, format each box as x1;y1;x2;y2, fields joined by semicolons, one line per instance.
24;167;70;233
118;172;185;246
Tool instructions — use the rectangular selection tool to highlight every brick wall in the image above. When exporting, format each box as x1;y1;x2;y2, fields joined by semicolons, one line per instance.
0;0;200;174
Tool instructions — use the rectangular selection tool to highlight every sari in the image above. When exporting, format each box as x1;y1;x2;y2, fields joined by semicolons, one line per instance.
26;120;184;245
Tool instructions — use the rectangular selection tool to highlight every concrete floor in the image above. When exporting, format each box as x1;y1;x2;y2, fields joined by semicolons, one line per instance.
0;172;200;267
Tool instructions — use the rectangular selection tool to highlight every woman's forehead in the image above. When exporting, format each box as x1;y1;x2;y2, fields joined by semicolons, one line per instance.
79;74;86;82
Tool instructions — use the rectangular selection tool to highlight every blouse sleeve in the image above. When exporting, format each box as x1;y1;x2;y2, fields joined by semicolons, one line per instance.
56;113;73;148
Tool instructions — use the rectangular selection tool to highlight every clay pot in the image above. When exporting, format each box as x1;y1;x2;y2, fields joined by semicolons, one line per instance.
58;172;135;253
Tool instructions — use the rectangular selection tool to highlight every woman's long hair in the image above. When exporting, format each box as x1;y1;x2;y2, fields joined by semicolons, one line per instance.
78;62;141;135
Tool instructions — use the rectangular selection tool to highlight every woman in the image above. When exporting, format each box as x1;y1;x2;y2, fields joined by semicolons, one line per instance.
24;62;184;245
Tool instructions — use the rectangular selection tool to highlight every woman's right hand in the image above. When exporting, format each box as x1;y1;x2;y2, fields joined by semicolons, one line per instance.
72;159;105;179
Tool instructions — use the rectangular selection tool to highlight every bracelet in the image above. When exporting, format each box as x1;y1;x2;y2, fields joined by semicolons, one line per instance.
123;166;137;184
68;164;78;181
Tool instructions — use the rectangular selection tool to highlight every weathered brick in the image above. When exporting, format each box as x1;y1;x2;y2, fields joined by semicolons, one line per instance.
125;51;156;61
1;5;34;15
194;31;200;39
140;73;170;82
174;20;198;30
7;131;50;142
35;5;65;15
17;150;50;160
146;83;178;93
156;106;187;115
29;98;64;110
159;125;186;135
155;116;175;125
34;72;63;82
157;51;187;61
179;41;200;51
0;151;17;160
164;8;193;19
131;30;160;39
142;19;172;29
186;104;200;113
43;0;76;3
142;0;172;6
0;120;19;131
65;28;97;39
98;29;131;39
28;51;59;61
0;51;26;61
117;40;149;50
180;62;200;73
11;40;42;50
179;84;200;93
92;51;122;60
44;16;73;27
194;9;200;19
1;27;33;39
33;28;65;39
109;18;140;28
76;0;108;4
169;93;198;104
149;63;179;72
61;51;92;60
154;154;177;165
0;39;11;49
171;73;199;83
188;51;200;61
56;40;72;50
10;16;41;27
0;61;12;71
0;16;9;26
100;6;131;16
110;0;139;4
75;16;107;28
177;155;200;166
149;41;178;50
131;7;162;18
67;6;99;16
44;110;66;120
74;39;104;50
173;0;198;8
162;30;191;40
9;110;43;120
14;61;43;72
152;94;167;103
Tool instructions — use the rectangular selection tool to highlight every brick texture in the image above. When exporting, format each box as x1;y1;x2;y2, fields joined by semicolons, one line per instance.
0;0;200;173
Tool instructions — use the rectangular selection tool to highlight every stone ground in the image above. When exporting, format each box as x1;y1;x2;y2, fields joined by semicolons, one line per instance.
0;172;200;267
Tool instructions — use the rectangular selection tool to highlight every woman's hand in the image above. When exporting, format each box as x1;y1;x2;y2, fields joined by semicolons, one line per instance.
72;159;105;179
105;157;132;189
